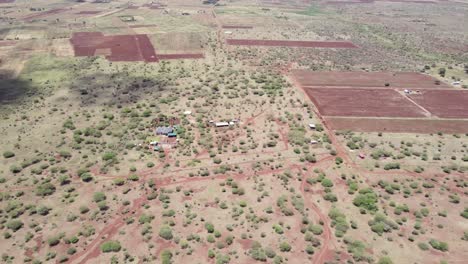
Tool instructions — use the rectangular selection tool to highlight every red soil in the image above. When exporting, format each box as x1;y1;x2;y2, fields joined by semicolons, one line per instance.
305;88;427;118
226;39;358;48
222;25;253;29
327;0;436;3
22;8;67;21
70;32;204;62
326;117;468;133
408;90;468;118
292;70;451;89
75;11;101;15
129;24;157;28
0;40;16;46
70;32;158;62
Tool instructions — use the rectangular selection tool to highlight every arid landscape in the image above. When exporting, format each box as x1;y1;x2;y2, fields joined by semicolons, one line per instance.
0;0;467;264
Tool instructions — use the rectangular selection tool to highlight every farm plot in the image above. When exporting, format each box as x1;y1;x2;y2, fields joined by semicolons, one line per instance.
326;117;468;133
408;90;468;118
75;11;102;15
226;39;358;48
0;41;16;47
70;32;205;62
294;69;467;133
70;32;158;62
222;25;253;29
305;88;427;117
292;70;451;88
22;8;68;21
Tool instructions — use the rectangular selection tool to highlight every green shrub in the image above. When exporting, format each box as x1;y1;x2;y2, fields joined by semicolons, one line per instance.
353;188;378;212
102;152;116;161
205;222;215;233
93;192;106;203
101;240;121;253
161;250;173;264
429;239;448;252
36;182;56;196
6;220;23;232
279;241;291;252
3;151;15;159
159;226;173;240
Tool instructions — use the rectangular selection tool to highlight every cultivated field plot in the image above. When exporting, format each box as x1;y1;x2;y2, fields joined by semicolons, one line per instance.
292;70;451;88
70;32;158;62
226;39;358;48
305;88;427;117
294;70;468;133
409;90;468;118
326;117;468;133
70;32;205;62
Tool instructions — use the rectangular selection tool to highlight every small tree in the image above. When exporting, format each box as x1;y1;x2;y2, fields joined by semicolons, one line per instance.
159;226;173;240
101;240;121;253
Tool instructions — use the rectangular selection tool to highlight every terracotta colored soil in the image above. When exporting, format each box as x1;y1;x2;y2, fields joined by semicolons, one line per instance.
408;90;468;118
326;117;468;133
305;88;427;117
292;70;451;88
226;39;358;48
75;11;101;15
0;41;16;46
70;32;204;62
23;8;67;21
70;32;158;62
222;25;253;29
327;0;436;3
129;24;157;28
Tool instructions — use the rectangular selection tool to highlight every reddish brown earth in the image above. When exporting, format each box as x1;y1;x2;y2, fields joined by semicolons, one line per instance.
129;24;157;28
226;39;358;48
70;32;204;62
75;11;101;15
70;32;158;62
22;8;67;21
0;41;16;46
408;90;468;118
222;25;253;29
327;0;436;3
292;70;451;88
305;88;427;117
325;117;468;133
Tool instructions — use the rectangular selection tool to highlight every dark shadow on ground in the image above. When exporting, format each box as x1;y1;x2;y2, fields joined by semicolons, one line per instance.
69;70;172;107
0;70;36;104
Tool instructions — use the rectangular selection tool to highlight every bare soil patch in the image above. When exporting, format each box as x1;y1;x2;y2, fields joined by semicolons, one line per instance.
292;70;451;88
22;8;68;21
305;87;427;117
70;32;158;62
326;117;468;133
408;90;468;118
226;39;358;48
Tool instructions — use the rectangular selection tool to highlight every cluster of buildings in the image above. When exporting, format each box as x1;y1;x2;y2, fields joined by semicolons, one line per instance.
210;119;240;128
149;125;179;151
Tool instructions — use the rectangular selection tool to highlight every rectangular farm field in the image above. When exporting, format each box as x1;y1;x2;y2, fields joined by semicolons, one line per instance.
409;90;468;118
293;70;450;88
305;88;427;118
